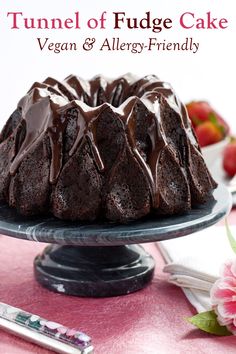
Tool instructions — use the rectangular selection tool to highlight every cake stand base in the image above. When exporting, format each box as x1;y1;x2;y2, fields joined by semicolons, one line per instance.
34;244;155;297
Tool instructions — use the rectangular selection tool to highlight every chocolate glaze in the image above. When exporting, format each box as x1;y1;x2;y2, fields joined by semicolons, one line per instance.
6;74;207;210
10;86;68;183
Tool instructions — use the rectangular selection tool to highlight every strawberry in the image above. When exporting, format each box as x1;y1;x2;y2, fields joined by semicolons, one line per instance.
195;121;223;147
223;141;236;177
186;101;230;135
186;101;213;127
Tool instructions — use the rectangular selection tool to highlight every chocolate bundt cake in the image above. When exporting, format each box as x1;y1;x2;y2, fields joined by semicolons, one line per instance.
0;74;217;222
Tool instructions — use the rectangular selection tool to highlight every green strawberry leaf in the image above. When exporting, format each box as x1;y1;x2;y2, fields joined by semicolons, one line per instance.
187;310;232;336
218;125;226;135
191;115;202;127
208;112;226;136
209;112;218;125
226;219;236;254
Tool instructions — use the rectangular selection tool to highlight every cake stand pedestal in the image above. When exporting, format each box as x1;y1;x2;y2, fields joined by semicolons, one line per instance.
35;244;153;297
0;184;231;297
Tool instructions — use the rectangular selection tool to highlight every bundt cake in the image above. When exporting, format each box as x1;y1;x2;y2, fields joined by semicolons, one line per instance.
0;74;217;222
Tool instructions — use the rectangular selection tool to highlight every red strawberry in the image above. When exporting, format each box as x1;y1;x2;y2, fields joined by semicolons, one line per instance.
223;142;236;177
186;101;213;126
195;121;223;147
186;101;230;135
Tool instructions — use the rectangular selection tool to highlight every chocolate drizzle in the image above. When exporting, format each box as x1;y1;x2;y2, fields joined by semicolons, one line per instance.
8;74;199;202
9;87;68;183
63;101;109;172
117;95;166;208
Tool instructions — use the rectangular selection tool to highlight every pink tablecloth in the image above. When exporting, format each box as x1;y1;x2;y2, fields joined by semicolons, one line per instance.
0;212;236;354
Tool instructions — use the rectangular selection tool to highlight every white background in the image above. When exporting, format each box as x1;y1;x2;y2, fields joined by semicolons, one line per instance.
1;0;236;132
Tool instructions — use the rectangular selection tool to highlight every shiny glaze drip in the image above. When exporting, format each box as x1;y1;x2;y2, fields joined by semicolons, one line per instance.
118;95;166;208
9;74;194;201
141;93;168;207
59;101;109;172
10;87;68;183
64;75;90;103
43;77;78;101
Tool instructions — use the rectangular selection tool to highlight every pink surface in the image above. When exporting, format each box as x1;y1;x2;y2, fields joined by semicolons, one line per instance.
0;212;236;354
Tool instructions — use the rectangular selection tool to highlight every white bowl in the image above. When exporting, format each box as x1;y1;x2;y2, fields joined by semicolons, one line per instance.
202;137;229;169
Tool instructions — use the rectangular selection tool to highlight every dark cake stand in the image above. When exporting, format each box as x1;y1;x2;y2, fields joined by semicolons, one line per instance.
0;184;232;297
